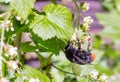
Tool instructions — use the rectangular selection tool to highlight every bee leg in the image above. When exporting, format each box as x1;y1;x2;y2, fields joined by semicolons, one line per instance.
77;38;81;51
87;41;92;53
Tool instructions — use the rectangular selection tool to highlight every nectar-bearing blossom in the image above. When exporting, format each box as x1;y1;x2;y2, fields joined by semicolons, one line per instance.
0;78;10;82
89;70;99;79
3;44;18;59
83;16;93;25
4;20;14;32
71;32;77;41
8;46;18;56
6;60;19;70
5;20;13;28
99;74;108;82
81;2;90;12
29;78;40;82
82;16;93;31
16;16;21;21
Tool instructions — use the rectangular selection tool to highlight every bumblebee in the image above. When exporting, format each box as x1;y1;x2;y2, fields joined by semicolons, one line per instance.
65;39;95;65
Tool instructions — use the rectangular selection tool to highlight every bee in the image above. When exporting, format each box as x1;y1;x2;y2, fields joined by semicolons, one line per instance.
65;38;95;65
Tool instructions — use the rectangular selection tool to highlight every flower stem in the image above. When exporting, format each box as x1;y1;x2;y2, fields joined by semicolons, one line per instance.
16;33;22;50
0;12;10;77
73;0;81;28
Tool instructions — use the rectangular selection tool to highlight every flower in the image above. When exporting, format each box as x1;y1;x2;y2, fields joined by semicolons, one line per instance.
71;33;77;41
99;74;108;82
16;16;21;21
0;78;10;82
83;16;93;25
29;78;40;82
81;2;90;12
8;46;18;56
7;60;19;70
82;16;93;31
89;70;99;79
3;44;18;59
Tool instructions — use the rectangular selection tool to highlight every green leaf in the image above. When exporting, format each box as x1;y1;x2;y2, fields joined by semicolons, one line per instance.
10;0;35;20
24;66;50;82
30;4;74;40
20;42;38;52
96;11;120;42
71;63;81;76
32;35;67;54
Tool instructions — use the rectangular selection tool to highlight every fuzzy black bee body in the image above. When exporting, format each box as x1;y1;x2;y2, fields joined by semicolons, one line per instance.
65;40;94;65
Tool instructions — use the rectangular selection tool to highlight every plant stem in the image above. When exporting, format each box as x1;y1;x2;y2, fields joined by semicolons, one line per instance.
16;33;22;50
34;50;44;61
73;0;81;28
0;12;10;77
52;64;74;75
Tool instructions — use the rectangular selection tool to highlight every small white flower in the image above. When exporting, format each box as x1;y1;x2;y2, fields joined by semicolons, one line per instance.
89;70;99;79
81;2;90;12
10;27;14;31
83;16;93;24
0;23;5;27
29;78;40;82
7;60;19;70
16;16;21;21
99;74;108;82
0;78;10;82
3;44;18;59
8;46;18;57
84;35;91;42
5;20;11;27
83;22;90;28
71;33;77;41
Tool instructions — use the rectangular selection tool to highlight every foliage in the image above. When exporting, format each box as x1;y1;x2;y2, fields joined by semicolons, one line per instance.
0;0;113;82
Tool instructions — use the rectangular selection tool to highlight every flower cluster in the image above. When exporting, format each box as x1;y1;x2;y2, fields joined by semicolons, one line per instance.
29;78;40;82
6;60;19;70
0;44;19;81
3;20;14;32
99;74;108;82
0;78;9;82
81;2;90;12
89;70;108;82
89;70;99;79
3;44;19;70
81;16;93;32
4;44;18;59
